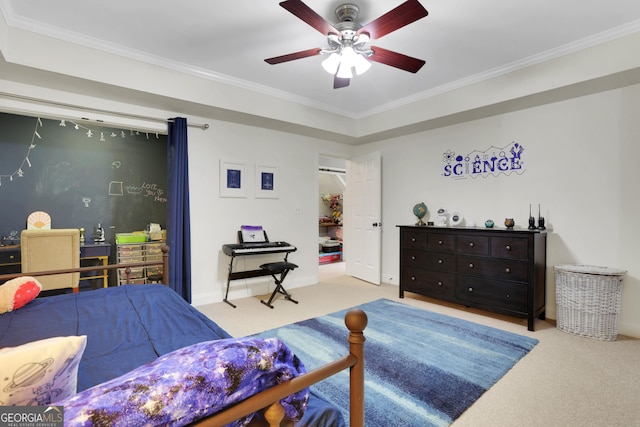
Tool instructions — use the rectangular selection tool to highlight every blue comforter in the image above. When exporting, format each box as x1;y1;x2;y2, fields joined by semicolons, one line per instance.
0;284;230;391
0;285;345;426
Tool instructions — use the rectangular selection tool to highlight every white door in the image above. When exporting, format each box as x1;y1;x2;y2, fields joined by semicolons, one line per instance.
344;151;381;285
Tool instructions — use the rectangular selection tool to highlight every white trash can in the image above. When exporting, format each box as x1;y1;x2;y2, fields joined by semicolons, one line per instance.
554;265;626;341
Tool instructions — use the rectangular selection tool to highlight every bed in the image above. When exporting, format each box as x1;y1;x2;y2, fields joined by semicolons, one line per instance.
0;251;366;427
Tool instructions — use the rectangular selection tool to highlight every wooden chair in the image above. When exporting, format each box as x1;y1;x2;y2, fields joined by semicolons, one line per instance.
21;229;80;293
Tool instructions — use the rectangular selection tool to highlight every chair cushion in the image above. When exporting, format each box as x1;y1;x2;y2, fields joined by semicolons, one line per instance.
260;262;298;273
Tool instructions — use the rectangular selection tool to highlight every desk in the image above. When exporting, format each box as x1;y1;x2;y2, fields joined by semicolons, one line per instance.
0;243;111;288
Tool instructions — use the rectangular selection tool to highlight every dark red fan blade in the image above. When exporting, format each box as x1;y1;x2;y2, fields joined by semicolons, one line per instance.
358;0;428;40
369;46;425;73
334;75;350;89
279;0;340;35
265;48;322;64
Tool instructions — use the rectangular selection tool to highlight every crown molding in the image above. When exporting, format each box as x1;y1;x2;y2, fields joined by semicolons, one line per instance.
2;2;640;123
356;19;640;119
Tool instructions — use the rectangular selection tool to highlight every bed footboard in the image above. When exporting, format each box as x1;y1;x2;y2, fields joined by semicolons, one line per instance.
194;308;367;427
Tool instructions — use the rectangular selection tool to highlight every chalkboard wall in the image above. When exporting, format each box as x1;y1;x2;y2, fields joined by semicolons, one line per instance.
0;112;167;244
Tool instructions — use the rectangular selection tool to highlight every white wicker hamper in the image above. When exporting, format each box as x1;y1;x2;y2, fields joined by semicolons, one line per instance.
554;265;626;341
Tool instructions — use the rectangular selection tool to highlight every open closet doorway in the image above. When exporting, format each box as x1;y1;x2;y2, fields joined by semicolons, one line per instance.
318;156;346;279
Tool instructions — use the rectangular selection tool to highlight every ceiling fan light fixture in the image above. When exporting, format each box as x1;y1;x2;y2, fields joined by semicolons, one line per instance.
354;32;370;45
336;60;353;79
266;0;429;89
322;52;342;74
354;52;371;75
341;46;357;66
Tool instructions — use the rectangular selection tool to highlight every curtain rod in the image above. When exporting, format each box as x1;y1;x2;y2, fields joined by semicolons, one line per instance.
0;92;210;130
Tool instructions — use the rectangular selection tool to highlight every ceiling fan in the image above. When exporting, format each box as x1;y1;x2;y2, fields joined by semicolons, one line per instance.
265;0;428;89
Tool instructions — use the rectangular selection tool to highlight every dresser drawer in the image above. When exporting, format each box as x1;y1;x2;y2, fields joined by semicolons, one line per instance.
427;233;456;252
401;267;454;298
456;235;489;256
402;230;427;249
455;276;527;313
403;249;457;272
0;250;20;265
118;255;145;264
81;245;110;257
118;249;144;259
457;255;528;282
145;243;164;255
491;237;528;259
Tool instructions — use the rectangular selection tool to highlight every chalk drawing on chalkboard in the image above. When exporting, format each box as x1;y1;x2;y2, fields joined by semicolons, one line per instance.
109;181;124;196
0;117;40;187
37;162;73;196
126;185;143;194
82;197;91;207
112;161;121;169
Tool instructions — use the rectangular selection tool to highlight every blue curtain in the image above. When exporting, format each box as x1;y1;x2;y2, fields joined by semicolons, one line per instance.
166;117;191;302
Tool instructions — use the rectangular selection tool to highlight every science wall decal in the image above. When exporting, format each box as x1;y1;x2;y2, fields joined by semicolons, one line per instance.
442;141;525;179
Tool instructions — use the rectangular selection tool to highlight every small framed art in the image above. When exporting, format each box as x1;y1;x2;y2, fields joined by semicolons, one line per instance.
219;159;247;198
255;164;278;199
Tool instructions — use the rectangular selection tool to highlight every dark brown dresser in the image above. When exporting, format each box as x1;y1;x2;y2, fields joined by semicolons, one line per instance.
398;225;547;331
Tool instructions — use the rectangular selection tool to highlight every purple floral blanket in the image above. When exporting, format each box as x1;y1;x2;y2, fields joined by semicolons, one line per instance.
56;337;308;427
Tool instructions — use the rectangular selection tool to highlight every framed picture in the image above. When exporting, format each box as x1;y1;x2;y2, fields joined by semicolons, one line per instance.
219;159;247;198
255;164;278;199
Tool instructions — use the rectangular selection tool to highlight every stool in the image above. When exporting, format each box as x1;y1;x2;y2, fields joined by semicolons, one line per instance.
259;261;299;309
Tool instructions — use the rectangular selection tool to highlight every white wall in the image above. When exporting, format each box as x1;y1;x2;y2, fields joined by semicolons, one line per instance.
357;83;640;337
187;120;352;305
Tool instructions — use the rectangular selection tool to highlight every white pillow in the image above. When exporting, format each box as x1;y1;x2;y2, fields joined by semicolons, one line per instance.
0;335;87;406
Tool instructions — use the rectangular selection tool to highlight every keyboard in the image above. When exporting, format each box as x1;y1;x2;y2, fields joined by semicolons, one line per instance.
222;241;296;256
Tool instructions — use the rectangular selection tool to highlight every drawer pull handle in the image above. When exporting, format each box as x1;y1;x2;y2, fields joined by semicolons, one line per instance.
505;267;511;273
469;242;474;247
468;287;473;292
438;259;443;264
468;263;474;268
505;245;511;251
411;238;416;242
411;276;416;281
437;281;443;286
411;256;416;260
9;255;15;259
506;294;510;298
438;240;443;245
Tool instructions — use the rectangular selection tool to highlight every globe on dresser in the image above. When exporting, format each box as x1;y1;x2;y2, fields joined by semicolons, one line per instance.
413;202;428;226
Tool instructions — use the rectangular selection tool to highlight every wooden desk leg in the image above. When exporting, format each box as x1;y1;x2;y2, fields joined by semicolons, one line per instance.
99;255;108;288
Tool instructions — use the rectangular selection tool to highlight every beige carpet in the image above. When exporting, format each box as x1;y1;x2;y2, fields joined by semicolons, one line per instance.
196;264;640;427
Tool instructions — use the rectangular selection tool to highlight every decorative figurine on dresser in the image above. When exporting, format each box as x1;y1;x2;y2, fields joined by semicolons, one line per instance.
435;208;449;226
397;224;547;331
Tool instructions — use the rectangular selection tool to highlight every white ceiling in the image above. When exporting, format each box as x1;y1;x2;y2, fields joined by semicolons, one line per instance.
3;0;640;121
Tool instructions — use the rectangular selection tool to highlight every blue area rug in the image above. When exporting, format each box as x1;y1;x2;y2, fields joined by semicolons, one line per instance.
253;298;538;427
